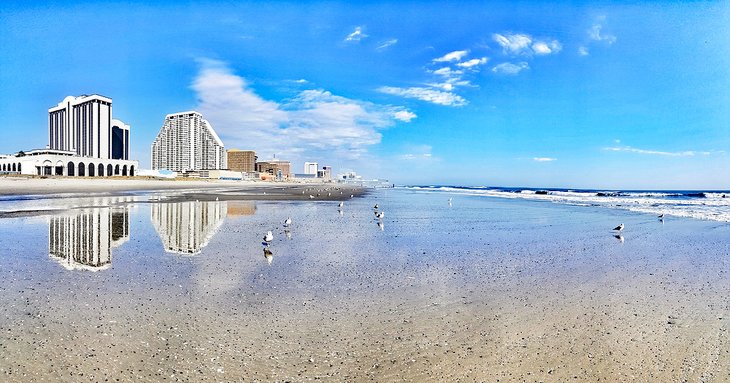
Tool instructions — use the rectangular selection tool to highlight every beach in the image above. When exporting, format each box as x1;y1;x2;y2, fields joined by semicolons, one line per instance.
0;187;727;381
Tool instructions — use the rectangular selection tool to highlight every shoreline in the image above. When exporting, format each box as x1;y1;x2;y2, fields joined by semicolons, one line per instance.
0;176;367;201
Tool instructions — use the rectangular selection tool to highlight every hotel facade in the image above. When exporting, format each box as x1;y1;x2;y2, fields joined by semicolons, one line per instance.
0;94;138;177
151;111;226;172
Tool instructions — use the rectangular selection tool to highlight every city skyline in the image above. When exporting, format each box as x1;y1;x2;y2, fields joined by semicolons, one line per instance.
1;1;729;188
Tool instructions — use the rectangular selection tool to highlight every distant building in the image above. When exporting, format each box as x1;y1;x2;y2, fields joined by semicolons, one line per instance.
227;149;256;172
0;95;138;176
318;166;332;181
257;160;291;181
304;162;318;175
151;111;226;172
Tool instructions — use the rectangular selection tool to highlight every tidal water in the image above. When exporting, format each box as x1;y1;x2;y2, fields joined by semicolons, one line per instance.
0;189;728;381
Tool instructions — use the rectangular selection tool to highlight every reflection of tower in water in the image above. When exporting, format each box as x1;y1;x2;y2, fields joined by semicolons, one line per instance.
49;200;130;271
151;201;227;255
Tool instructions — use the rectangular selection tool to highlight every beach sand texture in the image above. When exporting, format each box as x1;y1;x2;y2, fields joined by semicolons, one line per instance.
0;188;727;382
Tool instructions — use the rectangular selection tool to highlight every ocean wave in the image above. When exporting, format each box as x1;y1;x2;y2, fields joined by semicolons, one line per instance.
401;186;730;222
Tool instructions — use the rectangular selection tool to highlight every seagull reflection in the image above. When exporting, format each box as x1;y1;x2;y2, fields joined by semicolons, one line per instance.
263;247;273;264
614;234;624;243
377;221;384;231
338;209;344;216
285;229;292;239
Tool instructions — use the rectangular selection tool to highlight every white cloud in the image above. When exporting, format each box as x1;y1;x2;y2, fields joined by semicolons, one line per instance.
399;145;435;161
456;57;488;68
492;62;529;75
193;59;412;160
532;40;562;55
589;23;616;44
432;67;464;78
604;146;711;157
377;86;467;106
433;50;469;62
533;157;557;162
493;33;532;55
393;110;417;122
345;26;368;42
578;46;589;56
377;38;398;50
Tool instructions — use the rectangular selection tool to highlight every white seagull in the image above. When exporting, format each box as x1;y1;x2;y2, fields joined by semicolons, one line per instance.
373;204;379;209
309;195;315;199
283;217;292;227
375;211;385;219
338;201;344;208
613;223;624;232
263;230;273;242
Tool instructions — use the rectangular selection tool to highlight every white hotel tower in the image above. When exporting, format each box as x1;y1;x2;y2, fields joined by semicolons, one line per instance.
151;111;226;172
0;94;138;176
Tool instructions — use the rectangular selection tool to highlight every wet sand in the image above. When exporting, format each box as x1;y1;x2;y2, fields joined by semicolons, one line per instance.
0;176;365;201
0;189;727;382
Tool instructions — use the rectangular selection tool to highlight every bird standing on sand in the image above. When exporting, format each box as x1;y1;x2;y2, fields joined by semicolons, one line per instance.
283;217;292;227
613;223;624;232
309;195;315;199
264;230;273;242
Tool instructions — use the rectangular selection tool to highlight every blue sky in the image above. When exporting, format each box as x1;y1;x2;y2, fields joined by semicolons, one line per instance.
1;1;729;189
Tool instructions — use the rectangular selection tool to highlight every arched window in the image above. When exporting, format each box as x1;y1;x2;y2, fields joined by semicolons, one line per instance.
88;163;95;177
114;164;120;175
122;165;128;176
17;163;21;172
130;165;135;177
12;163;16;172
68;162;75;176
78;162;85;176
98;164;104;176
107;164;112;176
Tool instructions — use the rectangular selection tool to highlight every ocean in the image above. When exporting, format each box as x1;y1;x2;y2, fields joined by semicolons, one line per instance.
404;185;730;222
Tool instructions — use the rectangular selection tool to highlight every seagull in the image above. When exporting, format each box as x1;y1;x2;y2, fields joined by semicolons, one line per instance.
613;223;624;232
658;214;664;220
375;211;385;219
215;196;219;201
374;204;379;209
263;230;273;242
309;195;315;199
283;217;292;227
338;201;344;208
350;194;354;198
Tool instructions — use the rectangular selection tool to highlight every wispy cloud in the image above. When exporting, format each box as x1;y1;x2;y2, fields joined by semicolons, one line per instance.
493;33;561;56
533;157;557;162
578;46;589;56
604;145;711;157
492;62;529;75
193;59;413;160
456;57;488;68
589;23;616;44
433;50;469;62
377;86;467;106
399;144;436;161
345;26;367;42
376;38;398;50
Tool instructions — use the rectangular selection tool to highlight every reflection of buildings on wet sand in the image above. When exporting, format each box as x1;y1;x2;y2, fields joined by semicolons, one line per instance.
226;201;256;216
151;201;227;255
49;199;130;271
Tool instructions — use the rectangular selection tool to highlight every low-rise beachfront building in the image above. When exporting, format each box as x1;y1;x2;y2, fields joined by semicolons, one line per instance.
0;148;137;177
256;159;291;181
227;149;256;173
151;111;226;173
304;162;318;175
